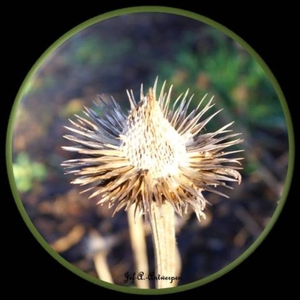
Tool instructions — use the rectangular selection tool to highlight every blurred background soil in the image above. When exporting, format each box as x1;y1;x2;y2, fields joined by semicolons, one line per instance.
10;12;289;288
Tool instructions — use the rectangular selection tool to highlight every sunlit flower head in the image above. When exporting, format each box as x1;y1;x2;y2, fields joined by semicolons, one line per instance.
62;78;243;221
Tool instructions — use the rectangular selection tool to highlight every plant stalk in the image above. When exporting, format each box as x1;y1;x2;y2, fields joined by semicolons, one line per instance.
94;251;113;284
127;205;150;288
150;201;177;289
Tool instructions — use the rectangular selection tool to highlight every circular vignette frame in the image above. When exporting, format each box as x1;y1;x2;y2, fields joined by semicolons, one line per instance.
6;6;295;296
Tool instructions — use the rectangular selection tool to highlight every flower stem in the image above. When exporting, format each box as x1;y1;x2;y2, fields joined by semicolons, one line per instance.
127;206;150;288
94;251;113;284
150;201;177;289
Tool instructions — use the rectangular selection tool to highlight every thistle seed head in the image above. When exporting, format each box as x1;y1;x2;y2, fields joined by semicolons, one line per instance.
62;78;243;221
121;87;187;180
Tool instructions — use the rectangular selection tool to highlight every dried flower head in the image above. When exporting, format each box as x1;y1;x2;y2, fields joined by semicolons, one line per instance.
62;78;243;221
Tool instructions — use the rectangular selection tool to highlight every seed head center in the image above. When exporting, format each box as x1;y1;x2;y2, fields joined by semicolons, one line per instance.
121;90;187;179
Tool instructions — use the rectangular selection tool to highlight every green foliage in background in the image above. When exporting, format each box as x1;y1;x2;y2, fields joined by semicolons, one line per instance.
13;152;47;193
156;27;283;130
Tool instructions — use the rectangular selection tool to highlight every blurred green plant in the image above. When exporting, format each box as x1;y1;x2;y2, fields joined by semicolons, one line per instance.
156;27;283;130
13;152;47;193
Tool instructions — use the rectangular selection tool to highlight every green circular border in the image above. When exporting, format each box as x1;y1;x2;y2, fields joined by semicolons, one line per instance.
6;6;295;296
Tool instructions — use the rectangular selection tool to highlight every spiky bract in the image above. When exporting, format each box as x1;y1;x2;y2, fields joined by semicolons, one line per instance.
62;78;243;221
